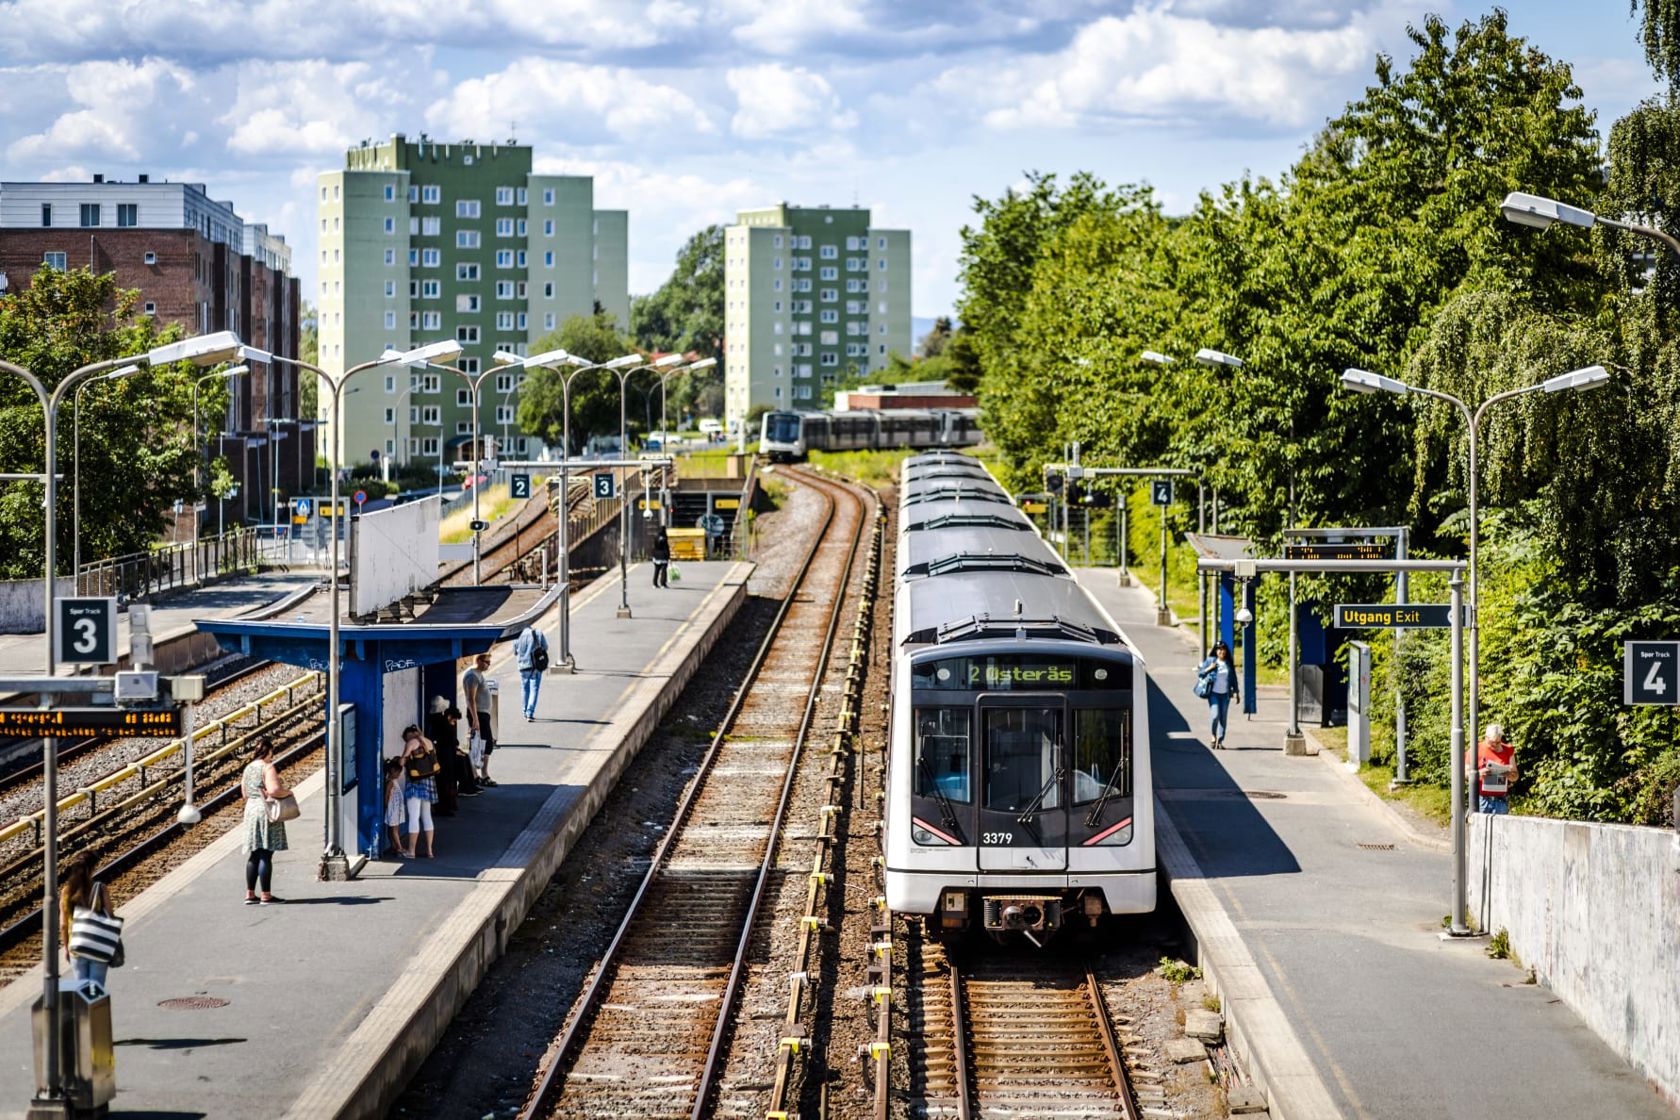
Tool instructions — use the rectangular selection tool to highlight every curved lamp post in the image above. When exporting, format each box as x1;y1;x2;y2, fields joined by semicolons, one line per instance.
1501;191;1680;257
72;364;144;581
658;357;715;527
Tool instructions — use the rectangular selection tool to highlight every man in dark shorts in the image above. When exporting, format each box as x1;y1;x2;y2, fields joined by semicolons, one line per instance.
462;653;498;788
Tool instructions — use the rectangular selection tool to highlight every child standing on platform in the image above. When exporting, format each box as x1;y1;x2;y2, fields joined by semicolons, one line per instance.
384;757;407;858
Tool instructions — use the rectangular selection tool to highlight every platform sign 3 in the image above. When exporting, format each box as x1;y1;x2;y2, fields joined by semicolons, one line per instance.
1151;479;1173;506
593;472;616;499
1624;641;1680;705
55;597;117;665
510;473;531;500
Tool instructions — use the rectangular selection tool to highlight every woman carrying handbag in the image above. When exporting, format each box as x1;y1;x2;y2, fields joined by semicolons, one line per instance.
61;854;122;992
241;736;294;905
400;725;441;859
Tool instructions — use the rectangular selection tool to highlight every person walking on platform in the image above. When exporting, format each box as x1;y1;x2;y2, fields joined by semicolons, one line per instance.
651;528;671;588
428;696;470;805
1196;641;1239;749
462;653;498;787
514;625;549;721
400;724;440;858
241;736;291;904
61;854;119;992
1467;722;1517;814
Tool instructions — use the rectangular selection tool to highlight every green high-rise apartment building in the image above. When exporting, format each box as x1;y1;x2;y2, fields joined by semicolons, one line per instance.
723;204;910;428
317;133;629;469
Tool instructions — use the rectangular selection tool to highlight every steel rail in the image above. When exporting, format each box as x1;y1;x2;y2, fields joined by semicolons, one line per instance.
1085;960;1143;1120
949;954;975;1120
520;467;858;1120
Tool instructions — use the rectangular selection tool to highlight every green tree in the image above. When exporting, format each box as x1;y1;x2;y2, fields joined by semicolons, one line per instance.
299;302;319;427
517;310;639;454
916;316;954;359
632;225;724;424
0;266;225;575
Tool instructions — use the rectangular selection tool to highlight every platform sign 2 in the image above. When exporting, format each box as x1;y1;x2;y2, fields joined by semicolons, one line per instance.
1624;641;1680;705
55;597;117;665
1151;479;1173;506
593;472;616;499
510;473;531;500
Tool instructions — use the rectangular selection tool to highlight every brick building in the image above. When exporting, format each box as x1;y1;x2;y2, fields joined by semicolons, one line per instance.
0;177;307;535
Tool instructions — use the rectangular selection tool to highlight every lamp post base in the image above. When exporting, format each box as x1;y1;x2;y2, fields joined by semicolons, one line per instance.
615;606;633;619
1283;731;1310;756
26;1095;72;1119
1116;570;1132;587
317;850;353;882
548;658;577;675
1155;607;1174;627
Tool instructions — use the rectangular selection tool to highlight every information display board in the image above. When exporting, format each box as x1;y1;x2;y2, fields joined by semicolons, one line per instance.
0;707;181;739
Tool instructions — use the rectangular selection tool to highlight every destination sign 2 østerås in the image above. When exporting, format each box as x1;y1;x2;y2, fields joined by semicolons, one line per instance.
0;707;182;740
1334;603;1454;629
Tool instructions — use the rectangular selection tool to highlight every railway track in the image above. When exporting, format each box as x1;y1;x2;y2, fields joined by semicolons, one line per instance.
905;932;1142;1120
519;466;866;1120
0;672;324;957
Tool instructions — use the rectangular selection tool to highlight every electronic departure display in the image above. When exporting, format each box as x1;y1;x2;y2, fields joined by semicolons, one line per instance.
1283;541;1397;561
0;707;182;740
912;655;1129;691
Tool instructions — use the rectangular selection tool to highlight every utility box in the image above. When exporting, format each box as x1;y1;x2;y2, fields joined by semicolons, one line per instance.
1346;641;1372;770
33;981;115;1112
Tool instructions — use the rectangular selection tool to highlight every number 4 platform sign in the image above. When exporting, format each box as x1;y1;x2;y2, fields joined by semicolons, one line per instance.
1624;641;1680;706
55;597;118;665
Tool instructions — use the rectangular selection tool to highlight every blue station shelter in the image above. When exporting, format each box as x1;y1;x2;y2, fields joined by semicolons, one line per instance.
194;584;553;859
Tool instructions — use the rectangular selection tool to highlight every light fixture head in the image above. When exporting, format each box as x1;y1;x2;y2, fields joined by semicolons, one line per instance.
1341;368;1408;395
687;357;718;371
492;349;525;366
238;345;273;364
107;364;142;379
1139;350;1173;366
1195;348;1244;368
394;338;464;366
654;353;685;368
217;364;248;378
1542;364;1610;393
1500;191;1596;231
605;353;644;370
147;330;243;367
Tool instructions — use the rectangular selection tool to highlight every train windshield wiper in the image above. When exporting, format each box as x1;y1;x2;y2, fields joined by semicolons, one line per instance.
1083;764;1126;828
1015;768;1064;824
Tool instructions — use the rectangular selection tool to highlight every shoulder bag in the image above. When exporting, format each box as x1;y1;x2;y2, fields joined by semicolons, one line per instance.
70;883;124;966
1193;668;1213;700
405;745;440;781
266;791;302;823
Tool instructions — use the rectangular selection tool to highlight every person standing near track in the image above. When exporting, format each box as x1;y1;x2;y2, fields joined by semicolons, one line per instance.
1467;722;1517;814
651;528;671;588
514;625;549;721
1196;641;1239;749
60;854;116;991
241;736;291;904
400;725;440;858
462;652;498;787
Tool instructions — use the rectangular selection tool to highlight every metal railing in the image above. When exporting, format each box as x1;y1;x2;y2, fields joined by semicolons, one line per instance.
75;527;262;600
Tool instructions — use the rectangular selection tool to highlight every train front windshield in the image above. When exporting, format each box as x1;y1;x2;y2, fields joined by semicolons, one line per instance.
764;413;802;444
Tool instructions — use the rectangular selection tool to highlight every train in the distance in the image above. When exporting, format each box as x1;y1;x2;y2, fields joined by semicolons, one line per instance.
883;451;1155;943
759;407;981;461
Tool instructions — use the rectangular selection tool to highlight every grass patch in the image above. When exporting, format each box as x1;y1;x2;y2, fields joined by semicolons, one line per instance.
1486;928;1513;961
440;484;516;543
1314;725;1454;826
1202;994;1222;1013
808;447;919;488
675;447;736;479
1157;957;1202;984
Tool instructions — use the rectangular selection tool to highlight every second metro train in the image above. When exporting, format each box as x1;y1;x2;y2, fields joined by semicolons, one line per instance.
882;451;1156;943
759;408;981;461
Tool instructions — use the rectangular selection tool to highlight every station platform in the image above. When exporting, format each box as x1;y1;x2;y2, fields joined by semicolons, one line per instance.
1074;568;1675;1120
0;559;751;1119
0;569;319;682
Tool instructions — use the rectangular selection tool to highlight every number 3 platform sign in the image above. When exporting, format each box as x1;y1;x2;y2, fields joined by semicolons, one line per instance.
55;597;118;666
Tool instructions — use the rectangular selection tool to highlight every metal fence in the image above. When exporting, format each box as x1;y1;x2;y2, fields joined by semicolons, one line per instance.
76;527;263;600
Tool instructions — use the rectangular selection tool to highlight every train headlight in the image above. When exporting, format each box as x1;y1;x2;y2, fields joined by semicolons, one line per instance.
911;817;958;846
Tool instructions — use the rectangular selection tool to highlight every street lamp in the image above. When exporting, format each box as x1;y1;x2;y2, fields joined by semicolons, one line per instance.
657;357;714;527
1341;362;1609;932
192;364;251;538
242;336;462;877
1500;191;1680;256
72;364;142;583
604;353;656;619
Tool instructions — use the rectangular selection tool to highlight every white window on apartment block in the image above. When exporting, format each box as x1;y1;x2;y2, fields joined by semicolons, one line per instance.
423;249;441;267
422;405;441;424
496;280;514;299
543;188;555;205
496;187;515;206
516;282;528;298
333;184;340;199
422;217;441;236
544;313;556;330
518;251;528;267
457;199;481;218
385;281;396;297
458;294;481;313
456;389;472;407
457;420;471;434
385;374;397;393
544;251;554;267
383;249;394;265
457;230;480;248
422;311;441;329
517;312;527;330
457;325;480;344
821;289;837;302
496;311;515;330
774;257;783;270
457;263;479;281
820;266;837;281
773;234;783;248
820;310;838;324
384;408;395;424
409;247;420;265
796;236;812;249
384;184;395;201
879;324;888;334
820;244;837;259
144;251;156;265
495;372;517;393
877;237;887;250
497;218;515;237
321;186;327;201
517;188;528;205
879;259;888;270
419;373;440;394
423;185;441;204
495;405;513;424
460;357;480;375
422;280;441;298
517;219;527;236
773;322;783;335
848;257;865;271
774;279;782;291
820;352;839;366
408;185;419;203
496;250;515;268
773;343;783;356
543;219;554;236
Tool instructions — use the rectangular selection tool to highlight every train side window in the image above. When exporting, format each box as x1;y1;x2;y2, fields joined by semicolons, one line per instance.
1071;708;1130;803
914;708;971;802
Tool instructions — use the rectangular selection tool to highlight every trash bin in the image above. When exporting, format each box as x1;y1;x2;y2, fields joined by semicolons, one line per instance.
33;980;115;1114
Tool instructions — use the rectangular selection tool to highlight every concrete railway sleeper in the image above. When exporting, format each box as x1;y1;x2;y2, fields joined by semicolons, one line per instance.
519;466;867;1120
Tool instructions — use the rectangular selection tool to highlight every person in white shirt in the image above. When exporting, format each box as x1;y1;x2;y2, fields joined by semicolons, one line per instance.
1196;641;1240;749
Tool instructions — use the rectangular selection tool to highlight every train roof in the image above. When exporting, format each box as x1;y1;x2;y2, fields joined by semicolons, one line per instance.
898;570;1123;646
903;464;993;485
900;524;1066;579
901;506;1034;533
901;485;1012;507
906;451;981;467
902;472;1005;499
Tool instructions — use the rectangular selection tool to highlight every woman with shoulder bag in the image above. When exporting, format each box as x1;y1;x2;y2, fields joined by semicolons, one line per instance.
1196;641;1240;749
61;854;121;991
401;725;440;858
241;736;293;904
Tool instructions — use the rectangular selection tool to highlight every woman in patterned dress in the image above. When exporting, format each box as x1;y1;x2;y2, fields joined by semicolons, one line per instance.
241;736;291;904
400;725;439;858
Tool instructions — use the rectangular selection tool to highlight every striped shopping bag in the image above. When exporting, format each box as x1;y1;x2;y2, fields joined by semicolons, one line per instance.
69;905;123;964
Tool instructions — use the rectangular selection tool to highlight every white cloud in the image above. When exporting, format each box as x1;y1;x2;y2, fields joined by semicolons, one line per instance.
933;5;1376;132
726;64;856;139
727;0;870;54
430;60;714;148
220;59;430;159
6;58;200;163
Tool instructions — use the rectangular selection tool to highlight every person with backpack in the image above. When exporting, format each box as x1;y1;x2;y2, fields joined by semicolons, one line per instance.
651;528;671;588
514;625;550;721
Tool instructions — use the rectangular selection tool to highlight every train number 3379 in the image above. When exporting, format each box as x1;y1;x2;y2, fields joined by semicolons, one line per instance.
982;832;1014;845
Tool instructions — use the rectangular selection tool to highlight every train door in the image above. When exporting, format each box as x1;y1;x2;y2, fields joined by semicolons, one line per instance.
975;697;1067;871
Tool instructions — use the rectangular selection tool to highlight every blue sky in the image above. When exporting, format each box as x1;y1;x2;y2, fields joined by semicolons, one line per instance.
0;1;1661;320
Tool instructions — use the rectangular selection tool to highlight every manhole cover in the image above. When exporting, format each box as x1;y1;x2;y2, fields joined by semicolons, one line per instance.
1357;842;1396;851
158;996;229;1010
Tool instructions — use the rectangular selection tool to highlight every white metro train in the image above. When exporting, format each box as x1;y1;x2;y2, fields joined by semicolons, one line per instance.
883;451;1156;943
759;408;982;461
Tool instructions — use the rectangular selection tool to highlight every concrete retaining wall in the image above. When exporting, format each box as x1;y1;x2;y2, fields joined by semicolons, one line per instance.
0;578;76;634
1470;812;1680;1105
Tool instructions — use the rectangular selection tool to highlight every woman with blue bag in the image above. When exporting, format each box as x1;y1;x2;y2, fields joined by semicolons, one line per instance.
1195;641;1239;749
